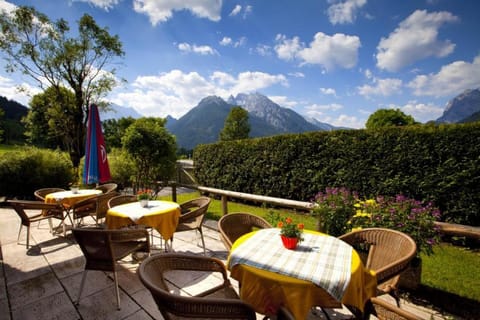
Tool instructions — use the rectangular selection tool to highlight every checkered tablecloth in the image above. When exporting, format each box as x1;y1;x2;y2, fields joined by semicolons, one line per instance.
228;228;352;301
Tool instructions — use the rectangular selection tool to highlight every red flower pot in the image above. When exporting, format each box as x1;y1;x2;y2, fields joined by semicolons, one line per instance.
281;235;298;250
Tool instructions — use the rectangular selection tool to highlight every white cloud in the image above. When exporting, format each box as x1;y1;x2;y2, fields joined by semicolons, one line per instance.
364;69;372;79
389;101;444;123
376;10;458;72
304;103;346;125
268;96;298;108
210;71;236;86
327;0;367;25
178;43;217;55
255;44;272;56
331;114;364;128
288;72;305;78
0;75;41;105
133;0;222;25
244;5;252;17
220;37;232;46
110;69;288;118
229;4;241;16
0;0;16;13
72;0;120;10
320;87;337;96
357;77;403;97
220;36;246;48
275;32;361;71
274;34;302;61
408;55;480;97
231;72;288;94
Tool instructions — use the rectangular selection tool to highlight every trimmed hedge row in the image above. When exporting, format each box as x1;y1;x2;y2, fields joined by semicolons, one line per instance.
194;123;480;225
0;147;73;199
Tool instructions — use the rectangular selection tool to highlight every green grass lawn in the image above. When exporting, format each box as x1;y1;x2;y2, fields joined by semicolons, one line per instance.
421;243;480;301
0;144;23;154
161;191;480;303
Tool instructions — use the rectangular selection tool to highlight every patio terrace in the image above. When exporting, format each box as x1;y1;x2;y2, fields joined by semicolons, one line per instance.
0;205;463;320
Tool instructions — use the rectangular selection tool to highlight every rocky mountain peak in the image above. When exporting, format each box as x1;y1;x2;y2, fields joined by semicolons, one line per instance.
437;88;480;123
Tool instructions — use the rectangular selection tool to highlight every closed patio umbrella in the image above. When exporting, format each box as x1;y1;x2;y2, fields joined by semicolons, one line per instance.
82;104;111;185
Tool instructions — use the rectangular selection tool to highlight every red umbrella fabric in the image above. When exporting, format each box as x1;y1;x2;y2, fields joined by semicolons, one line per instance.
82;104;111;184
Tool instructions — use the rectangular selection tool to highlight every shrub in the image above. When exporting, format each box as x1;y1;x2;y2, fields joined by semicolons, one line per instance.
0;147;73;198
194;123;480;226
311;187;358;237
350;195;442;256
108;147;136;190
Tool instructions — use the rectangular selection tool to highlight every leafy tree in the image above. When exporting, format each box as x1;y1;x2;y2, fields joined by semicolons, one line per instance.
365;108;416;129
219;106;250;141
122;118;177;193
0;6;124;169
23;86;76;149
102;117;136;151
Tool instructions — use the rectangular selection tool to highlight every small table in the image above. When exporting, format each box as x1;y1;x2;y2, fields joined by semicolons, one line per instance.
45;189;102;208
44;189;102;234
106;200;181;241
227;229;377;319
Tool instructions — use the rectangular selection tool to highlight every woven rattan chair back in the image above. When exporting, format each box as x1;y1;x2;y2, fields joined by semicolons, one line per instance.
107;194;138;208
218;212;273;250
338;228;417;306
34;187;65;201
172;197;211;255
72;191;119;226
138;253;256;320
72;227;150;309
8;200;65;248
95;183;118;194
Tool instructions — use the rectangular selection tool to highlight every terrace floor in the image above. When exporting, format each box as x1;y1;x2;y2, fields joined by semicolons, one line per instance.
0;204;465;320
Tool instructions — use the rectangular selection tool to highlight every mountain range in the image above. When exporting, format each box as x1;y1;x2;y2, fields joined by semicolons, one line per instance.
166;93;336;150
436;88;480;123
2;88;480;150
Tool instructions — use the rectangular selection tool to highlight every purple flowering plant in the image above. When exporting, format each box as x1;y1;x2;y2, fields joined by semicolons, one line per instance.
311;187;358;237
349;194;442;256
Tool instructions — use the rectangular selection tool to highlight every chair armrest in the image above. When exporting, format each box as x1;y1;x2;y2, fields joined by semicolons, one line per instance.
370;297;421;320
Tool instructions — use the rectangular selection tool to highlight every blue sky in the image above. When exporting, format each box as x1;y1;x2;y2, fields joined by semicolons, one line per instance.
1;0;479;128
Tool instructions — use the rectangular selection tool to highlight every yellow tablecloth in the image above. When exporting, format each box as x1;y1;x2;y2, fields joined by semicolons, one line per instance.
228;229;377;319
106;200;181;240
45;189;102;208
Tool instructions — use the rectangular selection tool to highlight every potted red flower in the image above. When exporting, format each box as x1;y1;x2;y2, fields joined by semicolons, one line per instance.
278;217;304;250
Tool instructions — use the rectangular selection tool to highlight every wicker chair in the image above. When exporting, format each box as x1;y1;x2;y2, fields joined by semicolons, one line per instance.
338;228;417;307
72;191;119;226
95;183;118;194
171;197;211;255
107;194;138;208
72;227;150;310
138;253;256;320
34;187;65;201
8;200;67;249
218;212;272;250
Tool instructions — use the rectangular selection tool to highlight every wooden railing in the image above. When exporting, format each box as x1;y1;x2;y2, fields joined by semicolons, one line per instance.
170;182;313;214
169;182;480;241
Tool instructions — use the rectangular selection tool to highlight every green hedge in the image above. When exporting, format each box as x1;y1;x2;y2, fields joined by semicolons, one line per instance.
194;123;480;225
0;147;73;199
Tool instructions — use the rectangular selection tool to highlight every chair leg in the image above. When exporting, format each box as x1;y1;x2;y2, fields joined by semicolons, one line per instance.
17;224;22;244
48;218;53;233
113;271;121;310
198;228;206;256
77;270;88;305
26;226;30;249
